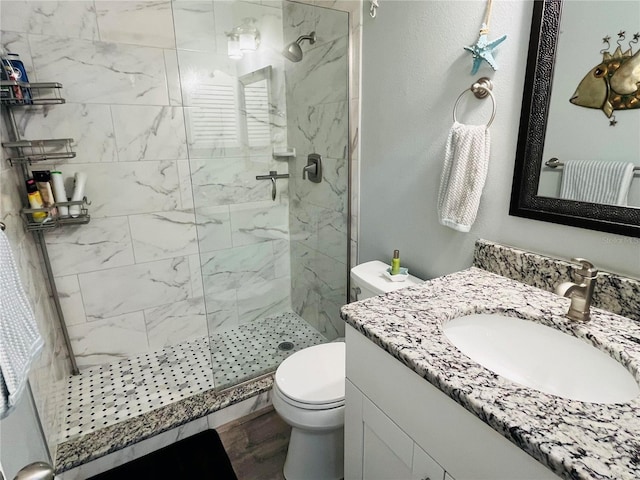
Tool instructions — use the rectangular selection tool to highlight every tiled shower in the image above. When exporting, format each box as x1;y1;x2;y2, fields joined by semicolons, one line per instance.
0;0;354;456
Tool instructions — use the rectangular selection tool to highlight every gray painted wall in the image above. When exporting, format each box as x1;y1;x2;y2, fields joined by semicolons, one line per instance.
359;0;639;281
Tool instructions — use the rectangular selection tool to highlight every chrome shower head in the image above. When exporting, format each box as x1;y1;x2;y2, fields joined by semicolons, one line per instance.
283;31;316;62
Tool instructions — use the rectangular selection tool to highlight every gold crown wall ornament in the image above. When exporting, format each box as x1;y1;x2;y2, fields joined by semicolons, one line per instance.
570;31;640;126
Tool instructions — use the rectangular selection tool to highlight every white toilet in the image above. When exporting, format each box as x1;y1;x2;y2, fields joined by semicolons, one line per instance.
272;260;423;480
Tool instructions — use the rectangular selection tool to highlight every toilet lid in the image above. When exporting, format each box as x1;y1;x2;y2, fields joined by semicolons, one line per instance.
275;342;345;406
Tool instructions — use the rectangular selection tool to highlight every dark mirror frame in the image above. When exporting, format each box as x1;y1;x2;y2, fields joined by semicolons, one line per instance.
509;0;640;237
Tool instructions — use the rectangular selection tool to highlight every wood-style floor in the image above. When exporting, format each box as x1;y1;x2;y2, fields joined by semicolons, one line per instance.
218;407;291;480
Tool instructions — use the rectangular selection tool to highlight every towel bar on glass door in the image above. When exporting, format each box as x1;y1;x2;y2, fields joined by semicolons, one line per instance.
545;157;640;172
453;77;496;128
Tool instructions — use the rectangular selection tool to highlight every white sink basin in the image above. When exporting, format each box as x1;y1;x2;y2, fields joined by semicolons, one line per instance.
442;313;640;404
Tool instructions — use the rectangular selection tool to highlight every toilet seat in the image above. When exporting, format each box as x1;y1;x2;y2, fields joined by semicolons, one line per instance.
275;342;345;409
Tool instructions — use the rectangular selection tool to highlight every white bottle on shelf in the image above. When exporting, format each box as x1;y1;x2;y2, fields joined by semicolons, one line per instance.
50;170;69;217
68;172;87;218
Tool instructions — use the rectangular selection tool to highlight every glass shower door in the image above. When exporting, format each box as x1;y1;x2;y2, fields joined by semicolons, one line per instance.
173;0;349;392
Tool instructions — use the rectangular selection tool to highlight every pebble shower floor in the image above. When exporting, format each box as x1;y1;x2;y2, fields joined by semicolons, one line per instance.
62;312;326;441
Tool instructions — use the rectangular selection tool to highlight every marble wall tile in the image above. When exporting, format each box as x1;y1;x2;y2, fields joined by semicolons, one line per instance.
317;206;348;262
173;1;217;52
293;156;347;213
272;238;291;279
290;240;320;321
288;100;348;160
313;250;347;305
205;292;239;333
190;156;279;207
55;275;87;326
283;0;348;47
195;205;233;253
285;35;348;108
144;297;207;349
237;275;291;324
0;1;99;40
67;312;149;369
95;1;175;49
56;161;181;218
289;198;319;247
129;210;199;263
177;160;195;209
188;254;205;299
79;256;191;320
318;297;344;339
200;242;275;292
237;277;291;324
45;217;135;276
229;199;290;247
111;106;187;161
29;34;169;105
163;49;183;106
12;104;118;163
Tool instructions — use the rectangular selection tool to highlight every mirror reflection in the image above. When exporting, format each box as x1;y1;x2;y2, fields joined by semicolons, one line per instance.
536;1;640;208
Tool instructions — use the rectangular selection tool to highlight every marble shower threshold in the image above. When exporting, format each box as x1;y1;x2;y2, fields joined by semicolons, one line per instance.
55;311;326;473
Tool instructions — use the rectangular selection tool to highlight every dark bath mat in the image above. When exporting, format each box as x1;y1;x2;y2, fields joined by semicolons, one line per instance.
89;429;238;480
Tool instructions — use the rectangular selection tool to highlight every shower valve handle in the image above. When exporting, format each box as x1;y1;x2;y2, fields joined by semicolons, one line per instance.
302;163;317;179
302;154;322;183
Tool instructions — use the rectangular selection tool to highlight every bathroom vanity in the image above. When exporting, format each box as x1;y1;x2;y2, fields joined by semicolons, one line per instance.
341;261;640;480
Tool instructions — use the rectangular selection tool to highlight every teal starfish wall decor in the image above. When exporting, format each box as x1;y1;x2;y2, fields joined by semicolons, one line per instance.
464;23;507;75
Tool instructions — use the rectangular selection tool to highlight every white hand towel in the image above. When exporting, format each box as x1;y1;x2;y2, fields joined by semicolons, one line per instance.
559;160;635;206
437;121;491;232
0;229;43;419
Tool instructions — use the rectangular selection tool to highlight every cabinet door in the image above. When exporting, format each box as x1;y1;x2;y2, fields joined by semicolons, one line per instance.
362;396;414;480
412;444;445;480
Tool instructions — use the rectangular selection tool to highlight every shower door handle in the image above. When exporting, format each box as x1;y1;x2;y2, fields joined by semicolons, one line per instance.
256;171;290;201
302;154;322;183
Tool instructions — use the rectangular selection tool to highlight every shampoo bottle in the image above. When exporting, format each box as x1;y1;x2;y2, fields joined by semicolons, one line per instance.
50;170;69;217
26;178;47;223
69;172;87;218
32;170;57;217
391;249;400;275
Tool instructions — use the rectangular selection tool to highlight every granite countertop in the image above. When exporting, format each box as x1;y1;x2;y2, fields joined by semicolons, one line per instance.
341;266;640;480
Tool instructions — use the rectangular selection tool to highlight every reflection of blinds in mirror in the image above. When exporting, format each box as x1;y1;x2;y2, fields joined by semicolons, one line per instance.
244;83;270;147
190;83;238;147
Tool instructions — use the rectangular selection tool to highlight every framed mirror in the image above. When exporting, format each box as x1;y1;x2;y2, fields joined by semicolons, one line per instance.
510;0;640;237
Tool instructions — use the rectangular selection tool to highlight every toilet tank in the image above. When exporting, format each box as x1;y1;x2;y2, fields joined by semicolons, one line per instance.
350;260;424;301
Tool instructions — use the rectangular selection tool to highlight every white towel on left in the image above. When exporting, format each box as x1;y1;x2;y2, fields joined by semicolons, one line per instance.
559;160;635;206
0;229;43;419
437;121;491;232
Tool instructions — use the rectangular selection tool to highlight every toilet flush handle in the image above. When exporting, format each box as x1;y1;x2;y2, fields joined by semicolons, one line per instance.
351;286;361;301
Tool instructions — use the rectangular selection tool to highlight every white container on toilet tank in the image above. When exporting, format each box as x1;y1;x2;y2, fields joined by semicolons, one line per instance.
351;260;423;300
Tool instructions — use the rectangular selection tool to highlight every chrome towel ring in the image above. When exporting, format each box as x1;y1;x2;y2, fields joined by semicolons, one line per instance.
453;77;496;128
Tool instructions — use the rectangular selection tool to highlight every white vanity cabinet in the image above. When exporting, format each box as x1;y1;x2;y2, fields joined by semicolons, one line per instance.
353;384;447;480
344;325;559;480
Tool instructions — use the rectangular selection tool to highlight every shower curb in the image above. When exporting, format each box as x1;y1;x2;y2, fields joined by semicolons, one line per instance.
54;374;274;474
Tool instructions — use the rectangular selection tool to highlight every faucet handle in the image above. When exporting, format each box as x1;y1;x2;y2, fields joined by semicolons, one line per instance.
571;258;598;278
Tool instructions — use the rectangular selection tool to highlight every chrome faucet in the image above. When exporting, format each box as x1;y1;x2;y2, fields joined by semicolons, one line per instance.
555;258;598;322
